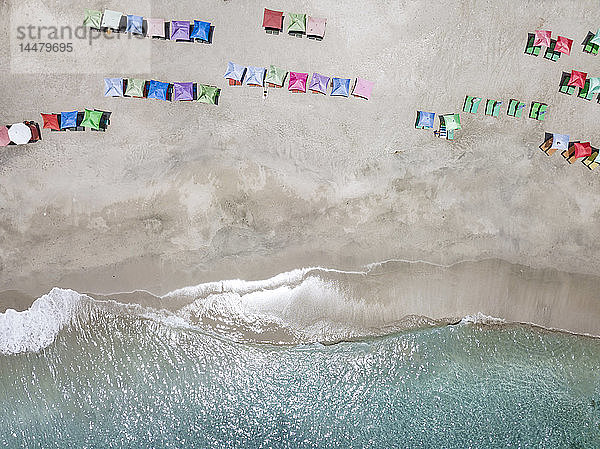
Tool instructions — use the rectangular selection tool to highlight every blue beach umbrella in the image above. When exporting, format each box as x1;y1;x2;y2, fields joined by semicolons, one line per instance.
126;15;143;34
104;78;124;97
60;110;79;128
416;111;435;129
190;20;211;41
330;77;350;97
147;80;170;100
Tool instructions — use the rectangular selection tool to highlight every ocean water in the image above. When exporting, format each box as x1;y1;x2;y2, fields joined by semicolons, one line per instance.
1;278;600;448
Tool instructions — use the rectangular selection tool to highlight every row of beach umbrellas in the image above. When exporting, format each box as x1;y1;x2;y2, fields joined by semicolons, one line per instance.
262;9;326;38
83;9;212;42
104;78;220;103
540;133;600;169
224;62;374;99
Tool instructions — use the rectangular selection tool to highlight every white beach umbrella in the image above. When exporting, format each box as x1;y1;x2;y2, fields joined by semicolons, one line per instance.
8;123;32;145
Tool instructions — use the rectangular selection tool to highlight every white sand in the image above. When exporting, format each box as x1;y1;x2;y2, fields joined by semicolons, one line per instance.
1;0;600;334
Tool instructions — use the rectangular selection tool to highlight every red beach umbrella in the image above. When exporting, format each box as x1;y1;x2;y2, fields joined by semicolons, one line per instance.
572;142;592;159
0;126;9;146
533;30;552;47
262;9;283;29
555;36;573;55
567;70;587;89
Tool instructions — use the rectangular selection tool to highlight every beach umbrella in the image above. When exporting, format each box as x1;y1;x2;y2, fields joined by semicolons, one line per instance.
591;28;600;46
190;20;211;41
147;18;165;38
572;142;592;159
567;70;587;89
416;111;435;129
126;15;143;34
263;9;283;30
40;113;60;130
8;123;32;144
555;36;573;55
147;80;169;100
125;78;145;97
224;62;246;82
104;78;124;97
0;126;10;146
288;72;308;92
288;13;307;33
265;65;287;87
352;77;374;100
101;9;123;29
307;17;327;38
80;109;103;130
309;73;330;94
172;82;194;101
551;133;569;150
60;111;79;129
442;113;461;131
171;20;190;40
83;9;102;28
533;30;551;47
197;84;219;104
330;78;351;97
588;77;600;94
245;67;266;86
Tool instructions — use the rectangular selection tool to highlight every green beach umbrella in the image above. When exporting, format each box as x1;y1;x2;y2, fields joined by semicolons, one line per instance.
288;13;307;33
197;84;219;104
588;77;600;94
442;113;461;131
84;9;102;28
80;109;103;130
265;64;287;87
125;78;145;97
591;28;600;46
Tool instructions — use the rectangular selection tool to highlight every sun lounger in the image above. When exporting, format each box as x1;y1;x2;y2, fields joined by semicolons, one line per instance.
558;72;576;95
463;96;481;113
525;33;541;56
543;39;561;62
507;99;526;118
577;79;595;101
582;147;600;170
485;100;503;117
529;102;547;121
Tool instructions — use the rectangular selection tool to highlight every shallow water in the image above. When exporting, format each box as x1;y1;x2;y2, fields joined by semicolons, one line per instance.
1;301;600;448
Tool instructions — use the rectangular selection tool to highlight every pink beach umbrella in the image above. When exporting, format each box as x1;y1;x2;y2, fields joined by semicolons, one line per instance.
0;126;10;146
352;77;374;100
533;30;551;47
567;70;587;89
288;72;308;92
555;36;573;55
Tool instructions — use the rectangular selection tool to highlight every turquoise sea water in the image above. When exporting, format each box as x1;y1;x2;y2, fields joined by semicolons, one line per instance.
1;304;600;448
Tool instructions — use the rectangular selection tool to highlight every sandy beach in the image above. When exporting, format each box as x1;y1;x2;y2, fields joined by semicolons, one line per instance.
1;0;600;335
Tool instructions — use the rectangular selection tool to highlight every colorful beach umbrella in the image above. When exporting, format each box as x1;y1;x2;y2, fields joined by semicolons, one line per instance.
83;9;102;28
126;15;143;34
533;30;551;47
80;109;103;130
309;73;330;94
307;17;326;37
265;65;287;87
352;77;374;100
125;78;145;97
224;62;246;82
41;113;60;130
104;78;124;97
0;126;10;146
263;9;283;29
101;10;122;29
572;142;592;159
288;72;308;92
190;20;211;41
197;84;219;104
245;67;266;86
60;111;79;129
555;36;573;55
588;77;600;94
591;28;600;46
172;82;194;101
567;70;587;89
147;18;165;38
416;111;435;129
330;78;351;97
171;21;190;40
551;133;569;150
147;80;169;100
287;13;306;33
8;123;32;144
442;113;461;131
